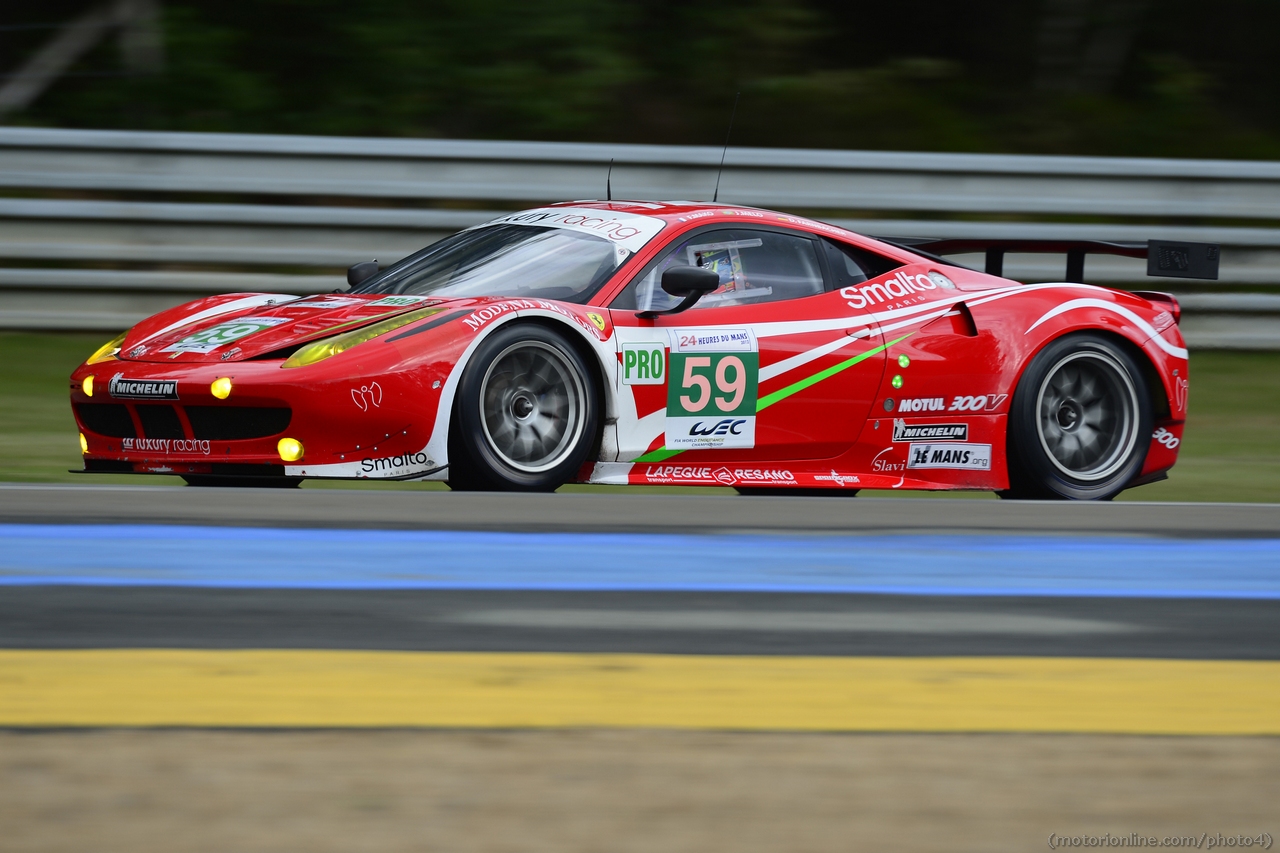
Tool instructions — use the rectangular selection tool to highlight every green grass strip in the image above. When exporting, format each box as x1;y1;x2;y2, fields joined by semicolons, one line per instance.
632;333;911;464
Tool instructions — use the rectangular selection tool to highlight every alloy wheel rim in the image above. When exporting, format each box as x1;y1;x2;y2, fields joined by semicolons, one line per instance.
1034;350;1139;482
479;340;585;474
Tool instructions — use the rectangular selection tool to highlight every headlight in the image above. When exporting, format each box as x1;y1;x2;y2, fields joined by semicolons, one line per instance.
277;437;304;461
282;307;443;369
86;330;129;365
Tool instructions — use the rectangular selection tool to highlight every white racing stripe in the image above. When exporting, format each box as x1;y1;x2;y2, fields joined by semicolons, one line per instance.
1024;297;1189;359
758;328;875;382
133;293;298;347
628;281;1175;440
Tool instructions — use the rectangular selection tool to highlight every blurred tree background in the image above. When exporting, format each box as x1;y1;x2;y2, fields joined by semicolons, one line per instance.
2;0;1279;157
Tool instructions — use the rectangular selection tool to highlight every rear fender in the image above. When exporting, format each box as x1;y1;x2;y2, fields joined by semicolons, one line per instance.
980;286;1188;482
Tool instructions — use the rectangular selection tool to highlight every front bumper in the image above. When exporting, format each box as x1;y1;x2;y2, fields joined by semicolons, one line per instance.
70;358;444;480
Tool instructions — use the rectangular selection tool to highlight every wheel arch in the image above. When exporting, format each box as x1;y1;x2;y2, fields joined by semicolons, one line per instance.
1010;326;1171;425
503;315;611;463
1001;326;1163;499
428;312;614;475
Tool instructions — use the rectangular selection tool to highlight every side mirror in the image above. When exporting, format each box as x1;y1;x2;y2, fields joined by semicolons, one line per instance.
638;265;721;319
662;265;721;297
347;260;380;287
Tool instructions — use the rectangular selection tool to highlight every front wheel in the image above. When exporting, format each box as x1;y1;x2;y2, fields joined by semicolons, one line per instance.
447;324;599;492
1002;333;1152;501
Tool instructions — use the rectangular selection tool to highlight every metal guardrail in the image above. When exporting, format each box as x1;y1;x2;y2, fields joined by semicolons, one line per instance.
2;126;1279;348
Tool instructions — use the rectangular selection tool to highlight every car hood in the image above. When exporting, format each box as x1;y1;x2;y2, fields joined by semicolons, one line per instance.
119;293;459;363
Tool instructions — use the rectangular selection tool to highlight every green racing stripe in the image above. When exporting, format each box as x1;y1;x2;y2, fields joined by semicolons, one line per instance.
633;333;911;465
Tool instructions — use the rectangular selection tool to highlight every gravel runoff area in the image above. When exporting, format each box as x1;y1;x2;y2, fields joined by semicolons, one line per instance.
1;730;1276;853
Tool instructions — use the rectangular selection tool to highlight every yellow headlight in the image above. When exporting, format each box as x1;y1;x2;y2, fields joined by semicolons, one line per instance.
82;375;94;397
210;377;233;399
79;433;88;454
282;306;443;368
277;437;304;462
86;330;129;365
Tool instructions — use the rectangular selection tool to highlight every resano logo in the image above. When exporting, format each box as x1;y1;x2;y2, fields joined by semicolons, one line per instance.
729;467;796;485
892;419;968;442
361;451;432;474
906;443;992;471
108;373;178;400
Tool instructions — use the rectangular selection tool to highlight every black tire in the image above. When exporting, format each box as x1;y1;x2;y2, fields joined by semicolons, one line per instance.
1002;333;1152;501
735;487;859;497
181;476;302;488
447;324;599;492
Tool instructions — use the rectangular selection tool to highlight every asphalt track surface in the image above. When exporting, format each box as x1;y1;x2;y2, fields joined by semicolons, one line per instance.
3;483;1280;536
5;588;1279;659
2;484;1278;665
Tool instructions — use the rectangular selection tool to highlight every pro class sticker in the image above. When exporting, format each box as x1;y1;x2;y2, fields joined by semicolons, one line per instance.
665;328;758;450
162;316;290;353
621;342;666;385
906;442;992;470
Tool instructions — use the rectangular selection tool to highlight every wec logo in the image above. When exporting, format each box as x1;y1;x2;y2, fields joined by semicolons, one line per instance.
688;419;746;436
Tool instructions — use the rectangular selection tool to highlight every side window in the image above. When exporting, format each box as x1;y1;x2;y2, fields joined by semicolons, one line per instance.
614;229;826;312
822;239;903;291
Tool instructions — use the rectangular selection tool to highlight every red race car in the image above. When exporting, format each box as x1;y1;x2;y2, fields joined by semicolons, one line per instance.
69;201;1215;499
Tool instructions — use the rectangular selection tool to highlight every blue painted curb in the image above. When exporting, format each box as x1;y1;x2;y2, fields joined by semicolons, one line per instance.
2;525;1278;598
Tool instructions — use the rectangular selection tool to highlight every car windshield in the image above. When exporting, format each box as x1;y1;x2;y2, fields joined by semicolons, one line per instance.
350;225;625;303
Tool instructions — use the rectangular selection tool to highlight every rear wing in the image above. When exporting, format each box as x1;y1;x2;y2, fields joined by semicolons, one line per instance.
873;237;1220;283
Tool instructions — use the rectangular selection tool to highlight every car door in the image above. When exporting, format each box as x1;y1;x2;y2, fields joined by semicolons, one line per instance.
608;225;889;464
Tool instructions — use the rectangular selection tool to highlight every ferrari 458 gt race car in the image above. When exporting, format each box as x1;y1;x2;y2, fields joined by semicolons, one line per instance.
69;200;1218;499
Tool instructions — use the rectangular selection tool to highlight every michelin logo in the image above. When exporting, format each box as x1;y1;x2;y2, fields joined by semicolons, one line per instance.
109;374;178;400
892;420;968;442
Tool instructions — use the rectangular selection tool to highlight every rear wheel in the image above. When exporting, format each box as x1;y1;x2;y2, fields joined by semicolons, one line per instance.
447;324;599;492
1002;333;1151;501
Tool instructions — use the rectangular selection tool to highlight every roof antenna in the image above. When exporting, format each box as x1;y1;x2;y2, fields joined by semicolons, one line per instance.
607;158;614;201
712;92;740;203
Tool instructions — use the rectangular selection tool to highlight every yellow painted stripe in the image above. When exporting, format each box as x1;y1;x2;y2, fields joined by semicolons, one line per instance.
2;651;1278;734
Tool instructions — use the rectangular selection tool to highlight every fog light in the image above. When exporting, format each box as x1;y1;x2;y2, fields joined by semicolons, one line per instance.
210;377;233;399
277;437;304;462
82;375;94;397
79;433;88;454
